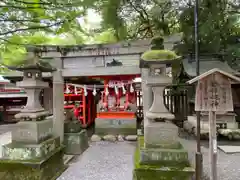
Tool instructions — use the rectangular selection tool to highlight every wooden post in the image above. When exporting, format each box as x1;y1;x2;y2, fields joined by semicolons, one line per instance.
209;111;217;180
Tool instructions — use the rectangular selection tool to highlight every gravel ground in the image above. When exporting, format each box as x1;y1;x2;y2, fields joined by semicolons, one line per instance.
179;131;240;180
57;141;136;180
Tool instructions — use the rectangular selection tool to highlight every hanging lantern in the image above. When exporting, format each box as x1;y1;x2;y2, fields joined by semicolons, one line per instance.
84;85;88;96
65;84;70;94
130;83;134;93
105;84;109;96
114;85;119;95
122;83;126;95
93;84;97;96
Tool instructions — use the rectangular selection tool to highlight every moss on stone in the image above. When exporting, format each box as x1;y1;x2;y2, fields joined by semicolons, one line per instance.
141;50;180;61
0;146;65;180
133;136;195;180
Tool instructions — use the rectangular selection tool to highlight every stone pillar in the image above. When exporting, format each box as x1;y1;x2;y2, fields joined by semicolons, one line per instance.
43;87;53;115
52;58;64;143
141;68;153;134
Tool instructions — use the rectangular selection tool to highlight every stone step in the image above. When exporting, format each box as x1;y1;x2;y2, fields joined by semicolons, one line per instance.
139;148;189;166
2;136;60;160
133;166;195;180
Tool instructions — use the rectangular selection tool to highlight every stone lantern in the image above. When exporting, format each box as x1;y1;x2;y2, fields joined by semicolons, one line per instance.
0;51;66;180
133;37;194;180
140;37;181;148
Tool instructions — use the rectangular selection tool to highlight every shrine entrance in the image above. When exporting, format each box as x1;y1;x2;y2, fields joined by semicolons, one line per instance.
94;74;139;135
63;75;140;135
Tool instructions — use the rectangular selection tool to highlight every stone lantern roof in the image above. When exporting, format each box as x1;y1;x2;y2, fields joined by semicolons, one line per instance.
140;36;181;68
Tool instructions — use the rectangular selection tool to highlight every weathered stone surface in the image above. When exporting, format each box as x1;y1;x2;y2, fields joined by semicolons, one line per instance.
12;119;53;144
218;129;240;140
125;135;138;141
0;146;65;180
64;120;82;133
117;135;124;141
64;130;89;155
90;134;102;142
133;166;195;180
95;118;137;135
139;148;189;166
2;136;60;160
133;136;194;180
103;135;117;142
144;122;180;149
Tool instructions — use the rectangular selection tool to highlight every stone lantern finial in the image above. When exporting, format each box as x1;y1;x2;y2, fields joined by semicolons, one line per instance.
150;36;164;50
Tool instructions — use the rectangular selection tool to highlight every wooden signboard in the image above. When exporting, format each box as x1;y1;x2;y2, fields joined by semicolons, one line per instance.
195;72;233;112
187;68;240;180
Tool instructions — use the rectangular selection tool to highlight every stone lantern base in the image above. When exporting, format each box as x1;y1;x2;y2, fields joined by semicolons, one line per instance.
0;142;66;180
133;136;195;180
0;118;66;180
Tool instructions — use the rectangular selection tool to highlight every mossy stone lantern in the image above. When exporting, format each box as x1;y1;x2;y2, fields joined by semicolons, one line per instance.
140;36;181;121
134;37;195;180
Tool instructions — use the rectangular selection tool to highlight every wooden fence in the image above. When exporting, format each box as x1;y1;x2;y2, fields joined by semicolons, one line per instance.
163;86;188;127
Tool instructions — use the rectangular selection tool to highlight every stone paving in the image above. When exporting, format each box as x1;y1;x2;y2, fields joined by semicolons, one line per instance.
57;141;136;180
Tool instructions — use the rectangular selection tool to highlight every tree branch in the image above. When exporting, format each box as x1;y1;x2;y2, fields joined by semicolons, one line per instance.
0;19;64;36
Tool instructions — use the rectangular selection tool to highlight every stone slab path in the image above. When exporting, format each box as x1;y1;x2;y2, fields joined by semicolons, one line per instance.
57;141;136;180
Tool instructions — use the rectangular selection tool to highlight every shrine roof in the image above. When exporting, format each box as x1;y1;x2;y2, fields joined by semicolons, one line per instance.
187;68;240;84
182;57;237;77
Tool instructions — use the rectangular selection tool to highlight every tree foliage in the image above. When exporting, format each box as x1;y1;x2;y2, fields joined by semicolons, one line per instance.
0;0;239;71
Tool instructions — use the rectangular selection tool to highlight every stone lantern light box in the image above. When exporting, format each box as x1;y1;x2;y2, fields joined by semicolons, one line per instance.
7;52;56;121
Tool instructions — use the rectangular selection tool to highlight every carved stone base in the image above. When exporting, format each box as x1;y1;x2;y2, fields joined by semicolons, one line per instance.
0;146;65;180
2;137;60;160
133;136;194;180
139;148;189;166
15;111;49;121
64;130;89;155
144;122;180;149
12;119;53;144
